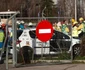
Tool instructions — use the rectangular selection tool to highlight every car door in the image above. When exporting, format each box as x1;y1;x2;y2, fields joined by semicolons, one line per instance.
50;30;71;52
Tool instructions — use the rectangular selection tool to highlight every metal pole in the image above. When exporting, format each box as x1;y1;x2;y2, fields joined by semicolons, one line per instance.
6;45;8;70
42;6;46;20
41;42;43;59
75;0;77;21
58;11;60;21
41;7;46;59
70;19;73;61
5;18;9;69
0;17;1;22
21;5;22;17
12;17;17;67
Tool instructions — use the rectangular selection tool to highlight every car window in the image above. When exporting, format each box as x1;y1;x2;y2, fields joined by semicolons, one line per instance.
52;30;70;39
29;30;70;39
29;30;36;38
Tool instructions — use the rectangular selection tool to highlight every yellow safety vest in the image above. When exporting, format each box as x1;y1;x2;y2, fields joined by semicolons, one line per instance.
77;24;83;31
0;30;5;42
10;32;12;37
72;26;78;37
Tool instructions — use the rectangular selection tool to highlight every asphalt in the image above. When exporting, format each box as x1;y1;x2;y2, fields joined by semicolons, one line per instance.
0;64;6;70
1;63;85;70
9;64;85;70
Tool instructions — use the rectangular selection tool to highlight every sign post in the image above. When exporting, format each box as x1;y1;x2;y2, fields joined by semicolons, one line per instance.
36;20;53;59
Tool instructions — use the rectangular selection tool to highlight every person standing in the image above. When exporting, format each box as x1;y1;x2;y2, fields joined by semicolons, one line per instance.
22;41;33;64
19;21;25;29
61;20;69;35
77;17;85;38
72;21;79;38
0;24;5;48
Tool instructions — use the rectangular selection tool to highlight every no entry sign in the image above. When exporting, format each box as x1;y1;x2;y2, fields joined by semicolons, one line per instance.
36;20;53;42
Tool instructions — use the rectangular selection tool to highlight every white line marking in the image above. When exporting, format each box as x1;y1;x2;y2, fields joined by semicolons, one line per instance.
39;29;51;34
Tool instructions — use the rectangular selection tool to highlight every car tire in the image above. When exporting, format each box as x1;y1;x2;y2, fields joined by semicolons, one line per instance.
73;44;80;59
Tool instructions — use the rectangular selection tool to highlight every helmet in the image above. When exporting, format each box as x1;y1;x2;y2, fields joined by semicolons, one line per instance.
79;17;84;21
73;21;78;26
21;20;24;24
29;22;33;26
57;22;61;27
16;21;20;24
71;18;75;23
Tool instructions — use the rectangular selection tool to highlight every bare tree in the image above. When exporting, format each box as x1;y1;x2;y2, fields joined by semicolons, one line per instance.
57;0;75;17
57;0;85;19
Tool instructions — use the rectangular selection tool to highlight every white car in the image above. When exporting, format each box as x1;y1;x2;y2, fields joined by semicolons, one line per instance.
17;28;80;55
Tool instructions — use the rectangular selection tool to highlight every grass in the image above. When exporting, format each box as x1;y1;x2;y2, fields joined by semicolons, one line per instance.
74;56;85;60
57;52;71;60
33;52;71;60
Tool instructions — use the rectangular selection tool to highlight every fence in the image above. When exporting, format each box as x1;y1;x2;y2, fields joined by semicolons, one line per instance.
16;17;73;65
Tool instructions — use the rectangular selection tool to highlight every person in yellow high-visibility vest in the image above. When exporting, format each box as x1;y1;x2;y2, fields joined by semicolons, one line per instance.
77;17;84;34
77;17;85;38
0;25;5;48
72;21;79;38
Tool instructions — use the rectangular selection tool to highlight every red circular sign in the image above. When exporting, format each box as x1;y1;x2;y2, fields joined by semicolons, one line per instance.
36;20;53;42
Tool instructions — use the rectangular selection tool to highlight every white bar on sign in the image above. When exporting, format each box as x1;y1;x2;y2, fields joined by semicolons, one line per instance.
39;29;51;34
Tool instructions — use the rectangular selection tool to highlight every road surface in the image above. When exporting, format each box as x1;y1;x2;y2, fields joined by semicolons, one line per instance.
1;63;84;70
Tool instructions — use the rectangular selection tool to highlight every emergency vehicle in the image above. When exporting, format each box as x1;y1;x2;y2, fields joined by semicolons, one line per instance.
16;26;80;55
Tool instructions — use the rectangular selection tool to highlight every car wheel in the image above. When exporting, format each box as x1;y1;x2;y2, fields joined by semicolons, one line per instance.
73;44;80;59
